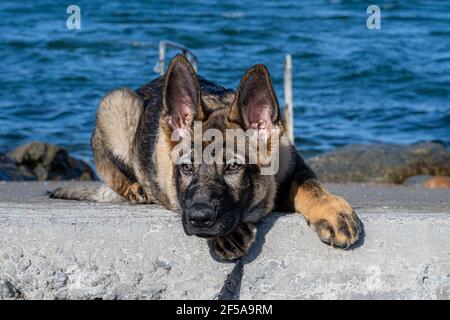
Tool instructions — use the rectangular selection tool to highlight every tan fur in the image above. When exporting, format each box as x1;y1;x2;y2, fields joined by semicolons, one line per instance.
92;131;130;194
291;179;360;248
96;88;143;164
153;125;180;211
93;88;151;204
122;182;149;204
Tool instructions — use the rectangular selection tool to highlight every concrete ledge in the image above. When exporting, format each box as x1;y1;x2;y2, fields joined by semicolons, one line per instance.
0;182;449;299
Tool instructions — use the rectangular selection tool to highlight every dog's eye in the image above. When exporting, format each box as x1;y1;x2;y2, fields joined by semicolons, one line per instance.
180;163;194;174
225;162;242;174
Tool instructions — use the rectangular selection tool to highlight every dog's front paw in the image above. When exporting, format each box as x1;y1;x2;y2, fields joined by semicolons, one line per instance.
208;223;257;262
307;196;361;249
123;183;149;204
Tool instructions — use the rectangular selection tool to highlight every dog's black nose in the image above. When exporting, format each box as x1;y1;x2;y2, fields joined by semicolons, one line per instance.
186;203;217;228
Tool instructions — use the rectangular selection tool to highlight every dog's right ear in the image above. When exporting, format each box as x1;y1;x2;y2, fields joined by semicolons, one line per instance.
163;54;204;136
228;64;282;141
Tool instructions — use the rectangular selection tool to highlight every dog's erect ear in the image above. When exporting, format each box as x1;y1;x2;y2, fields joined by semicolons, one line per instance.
229;64;281;136
163;54;203;135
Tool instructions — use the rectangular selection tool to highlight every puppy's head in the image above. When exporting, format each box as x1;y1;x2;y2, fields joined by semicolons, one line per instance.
162;55;283;238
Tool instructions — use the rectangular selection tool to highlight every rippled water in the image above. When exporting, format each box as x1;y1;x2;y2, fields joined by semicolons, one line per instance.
0;0;449;163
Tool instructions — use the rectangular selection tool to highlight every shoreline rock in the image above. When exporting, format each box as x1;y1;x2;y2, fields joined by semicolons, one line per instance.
2;141;448;185
404;175;450;189
307;142;450;184
0;142;96;181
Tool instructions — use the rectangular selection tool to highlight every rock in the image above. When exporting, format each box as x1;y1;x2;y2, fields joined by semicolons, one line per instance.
0;280;21;299
3;142;96;181
0;154;24;181
424;176;450;189
403;175;450;189
307;142;450;183
403;175;433;187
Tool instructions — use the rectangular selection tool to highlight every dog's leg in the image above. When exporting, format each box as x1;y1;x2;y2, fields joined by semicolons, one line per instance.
283;155;361;248
208;223;257;261
92;88;152;205
92;133;150;204
50;89;152;204
49;184;124;203
289;176;361;249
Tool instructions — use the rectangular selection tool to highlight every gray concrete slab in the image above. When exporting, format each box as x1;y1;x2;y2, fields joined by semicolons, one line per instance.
0;181;449;299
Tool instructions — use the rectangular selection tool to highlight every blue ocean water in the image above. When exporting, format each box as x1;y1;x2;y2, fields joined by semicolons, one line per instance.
0;0;449;163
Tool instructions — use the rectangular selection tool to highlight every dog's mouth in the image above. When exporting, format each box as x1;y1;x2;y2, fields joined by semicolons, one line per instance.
193;232;219;239
182;214;240;238
183;224;237;238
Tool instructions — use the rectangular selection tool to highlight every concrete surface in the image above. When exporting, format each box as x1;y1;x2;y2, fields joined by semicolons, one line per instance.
0;181;449;300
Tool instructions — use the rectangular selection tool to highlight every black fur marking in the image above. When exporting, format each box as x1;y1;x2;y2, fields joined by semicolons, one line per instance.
337;213;352;239
105;148;137;182
315;219;335;240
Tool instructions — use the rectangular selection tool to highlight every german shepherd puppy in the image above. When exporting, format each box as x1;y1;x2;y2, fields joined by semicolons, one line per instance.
50;55;361;261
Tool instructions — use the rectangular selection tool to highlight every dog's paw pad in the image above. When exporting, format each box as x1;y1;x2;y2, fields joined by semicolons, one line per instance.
308;196;361;249
311;210;361;249
123;183;149;204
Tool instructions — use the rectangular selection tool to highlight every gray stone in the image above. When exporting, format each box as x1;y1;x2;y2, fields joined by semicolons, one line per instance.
0;280;21;299
0;181;449;300
403;175;433;186
0;154;24;181
3;142;96;181
308;142;450;183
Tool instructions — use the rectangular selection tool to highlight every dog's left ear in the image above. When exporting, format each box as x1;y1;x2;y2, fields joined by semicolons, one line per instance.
229;64;282;137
